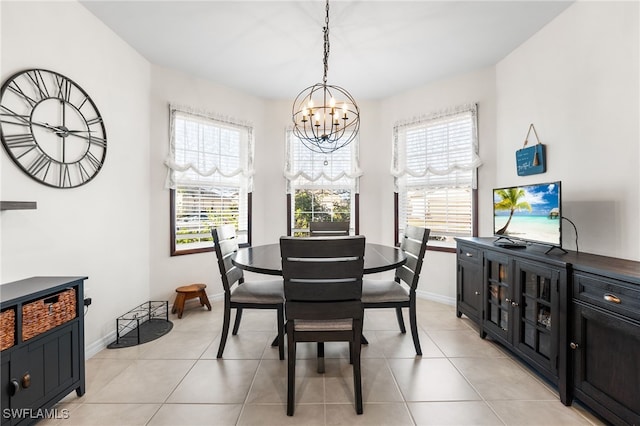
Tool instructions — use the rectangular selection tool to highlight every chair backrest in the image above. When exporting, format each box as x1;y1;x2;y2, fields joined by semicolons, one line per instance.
308;221;350;237
396;226;430;291
212;225;244;293
280;235;365;320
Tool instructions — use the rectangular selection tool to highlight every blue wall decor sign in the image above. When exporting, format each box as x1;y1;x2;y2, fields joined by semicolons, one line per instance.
516;123;546;176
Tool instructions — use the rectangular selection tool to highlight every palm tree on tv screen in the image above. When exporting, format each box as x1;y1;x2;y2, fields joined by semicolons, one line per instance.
494;188;532;235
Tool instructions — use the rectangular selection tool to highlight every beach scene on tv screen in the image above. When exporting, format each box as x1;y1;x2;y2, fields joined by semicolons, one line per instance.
494;182;560;245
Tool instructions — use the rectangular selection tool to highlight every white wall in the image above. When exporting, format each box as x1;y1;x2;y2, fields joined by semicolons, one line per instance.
496;0;640;259
0;1;151;354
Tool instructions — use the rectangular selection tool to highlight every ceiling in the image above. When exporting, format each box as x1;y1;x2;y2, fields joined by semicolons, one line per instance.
80;1;573;101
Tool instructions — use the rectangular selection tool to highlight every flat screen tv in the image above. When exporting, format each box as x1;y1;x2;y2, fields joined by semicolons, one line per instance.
493;181;562;249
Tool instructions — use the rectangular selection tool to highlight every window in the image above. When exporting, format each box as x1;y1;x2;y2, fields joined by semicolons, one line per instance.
166;106;253;255
285;132;361;236
392;104;481;249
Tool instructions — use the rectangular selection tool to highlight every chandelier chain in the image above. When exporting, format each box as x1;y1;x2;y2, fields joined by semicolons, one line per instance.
323;0;330;84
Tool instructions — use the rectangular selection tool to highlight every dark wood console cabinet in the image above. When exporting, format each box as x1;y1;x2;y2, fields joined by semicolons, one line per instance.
456;238;640;425
569;255;640;426
1;277;86;425
456;238;569;404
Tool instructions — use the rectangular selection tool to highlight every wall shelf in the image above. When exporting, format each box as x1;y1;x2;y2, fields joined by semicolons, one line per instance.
0;201;37;210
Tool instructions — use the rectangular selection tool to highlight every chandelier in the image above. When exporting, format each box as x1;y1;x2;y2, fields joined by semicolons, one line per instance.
291;0;360;154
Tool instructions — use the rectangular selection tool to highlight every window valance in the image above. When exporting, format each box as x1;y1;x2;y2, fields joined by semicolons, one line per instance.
165;104;255;190
283;130;362;193
391;103;481;188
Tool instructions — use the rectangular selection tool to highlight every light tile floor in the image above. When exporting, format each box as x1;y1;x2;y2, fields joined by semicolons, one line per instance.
42;298;605;426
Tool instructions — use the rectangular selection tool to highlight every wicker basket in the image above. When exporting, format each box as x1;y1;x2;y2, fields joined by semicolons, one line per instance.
22;288;76;341
0;309;16;351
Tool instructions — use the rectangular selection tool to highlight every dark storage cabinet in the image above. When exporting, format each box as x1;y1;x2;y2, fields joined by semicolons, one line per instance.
455;238;640;425
570;267;640;426
466;241;568;403
1;277;86;425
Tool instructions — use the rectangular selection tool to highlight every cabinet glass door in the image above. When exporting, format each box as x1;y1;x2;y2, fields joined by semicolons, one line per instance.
484;253;511;341
521;270;553;359
514;260;560;376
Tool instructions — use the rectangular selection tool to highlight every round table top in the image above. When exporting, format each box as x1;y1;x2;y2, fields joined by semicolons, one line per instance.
232;242;406;276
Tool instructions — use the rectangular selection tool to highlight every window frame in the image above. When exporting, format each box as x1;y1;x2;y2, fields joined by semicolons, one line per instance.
392;104;480;252
284;132;361;236
167;106;253;256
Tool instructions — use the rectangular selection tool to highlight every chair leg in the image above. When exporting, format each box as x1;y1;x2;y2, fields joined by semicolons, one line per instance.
217;300;231;358
353;319;363;415
232;308;243;335
409;298;422;356
286;321;296;416
317;342;325;374
277;305;285;360
395;307;407;333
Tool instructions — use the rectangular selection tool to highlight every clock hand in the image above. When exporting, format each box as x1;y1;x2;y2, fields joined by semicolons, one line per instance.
30;121;62;131
61;99;66;127
60;131;101;143
55;129;94;134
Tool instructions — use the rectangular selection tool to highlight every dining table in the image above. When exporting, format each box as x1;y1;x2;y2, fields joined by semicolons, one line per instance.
232;242;407;275
232;241;406;347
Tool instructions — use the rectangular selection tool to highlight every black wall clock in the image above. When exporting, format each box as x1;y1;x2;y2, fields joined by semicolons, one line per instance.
0;69;106;188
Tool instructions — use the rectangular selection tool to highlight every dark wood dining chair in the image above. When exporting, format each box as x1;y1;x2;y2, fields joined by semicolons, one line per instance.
280;235;366;416
308;221;350;236
362;225;430;355
212;225;285;360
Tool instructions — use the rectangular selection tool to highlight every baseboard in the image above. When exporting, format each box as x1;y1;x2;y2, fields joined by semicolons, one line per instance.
415;289;455;306
85;330;116;359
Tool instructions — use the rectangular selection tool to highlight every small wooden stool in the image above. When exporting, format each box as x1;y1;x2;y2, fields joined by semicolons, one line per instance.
172;284;212;318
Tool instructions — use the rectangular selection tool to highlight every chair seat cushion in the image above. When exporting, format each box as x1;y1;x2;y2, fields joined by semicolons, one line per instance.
294;319;353;331
230;279;284;304
361;279;410;303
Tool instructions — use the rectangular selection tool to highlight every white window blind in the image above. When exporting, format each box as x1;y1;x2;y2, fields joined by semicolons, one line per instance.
167;106;253;252
393;104;481;245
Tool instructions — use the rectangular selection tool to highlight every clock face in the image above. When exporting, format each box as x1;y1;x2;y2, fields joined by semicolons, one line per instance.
0;69;106;188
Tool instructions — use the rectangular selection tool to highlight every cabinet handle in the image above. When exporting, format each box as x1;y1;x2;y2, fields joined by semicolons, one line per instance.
474;291;481;296
465;252;473;257
570;342;579;350
511;301;519;307
9;379;20;396
603;294;621;304
505;298;512;303
21;373;31;389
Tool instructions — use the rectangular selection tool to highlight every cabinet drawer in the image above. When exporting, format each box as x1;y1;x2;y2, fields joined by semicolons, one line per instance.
457;244;481;265
22;288;77;341
573;272;640;321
